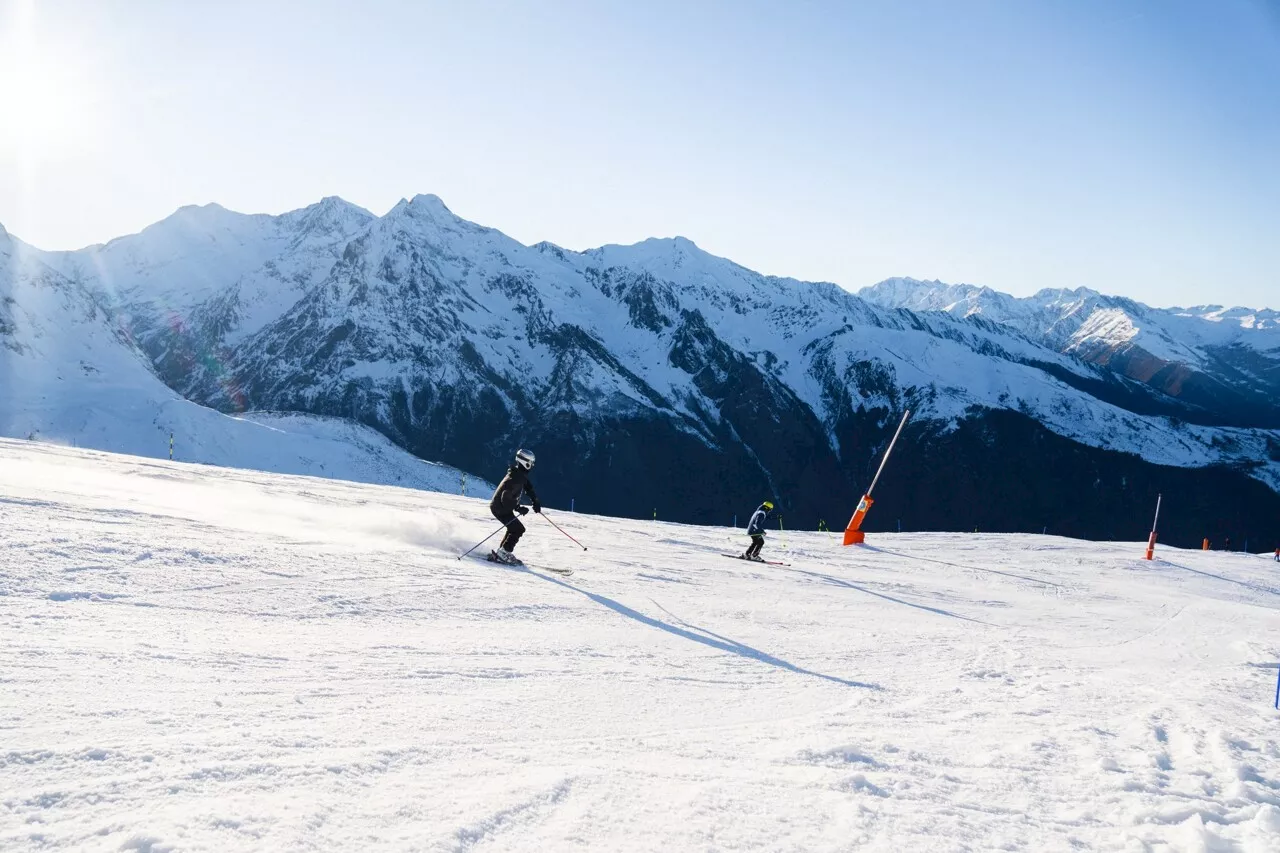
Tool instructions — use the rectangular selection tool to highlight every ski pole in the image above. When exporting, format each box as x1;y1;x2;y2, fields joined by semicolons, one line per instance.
457;516;523;560
540;511;587;551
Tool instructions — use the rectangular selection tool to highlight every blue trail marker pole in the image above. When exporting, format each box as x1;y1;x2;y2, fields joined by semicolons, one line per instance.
1275;669;1279;710
571;498;575;512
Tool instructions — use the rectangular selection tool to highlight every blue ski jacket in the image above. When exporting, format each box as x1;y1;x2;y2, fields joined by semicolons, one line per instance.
747;504;770;536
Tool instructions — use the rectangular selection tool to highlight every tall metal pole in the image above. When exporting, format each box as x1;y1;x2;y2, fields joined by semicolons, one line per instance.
867;409;911;497
843;409;911;546
1144;493;1162;561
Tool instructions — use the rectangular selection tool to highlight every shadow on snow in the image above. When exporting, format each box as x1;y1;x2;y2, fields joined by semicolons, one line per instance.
784;566;992;625
1158;561;1280;598
863;546;1063;590
511;566;879;690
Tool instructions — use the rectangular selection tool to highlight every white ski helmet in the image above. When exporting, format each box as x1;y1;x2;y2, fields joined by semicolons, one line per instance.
514;448;536;470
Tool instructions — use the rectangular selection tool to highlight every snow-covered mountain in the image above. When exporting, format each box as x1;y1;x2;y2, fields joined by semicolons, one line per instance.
0;221;485;494
862;278;1280;428
6;199;1279;545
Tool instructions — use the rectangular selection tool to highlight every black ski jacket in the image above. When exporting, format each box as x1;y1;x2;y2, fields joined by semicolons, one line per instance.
491;465;539;515
747;504;770;536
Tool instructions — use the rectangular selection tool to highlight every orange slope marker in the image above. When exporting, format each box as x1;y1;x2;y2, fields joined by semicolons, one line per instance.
844;409;911;546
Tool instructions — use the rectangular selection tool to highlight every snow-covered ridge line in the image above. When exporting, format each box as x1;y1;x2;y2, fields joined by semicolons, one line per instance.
860;276;1279;364
4;194;1279;535
861;276;1276;324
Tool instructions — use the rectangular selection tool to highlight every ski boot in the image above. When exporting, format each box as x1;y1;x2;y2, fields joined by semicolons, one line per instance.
489;548;523;566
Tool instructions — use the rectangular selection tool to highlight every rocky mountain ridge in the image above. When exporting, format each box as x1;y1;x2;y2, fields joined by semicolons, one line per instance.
7;197;1279;546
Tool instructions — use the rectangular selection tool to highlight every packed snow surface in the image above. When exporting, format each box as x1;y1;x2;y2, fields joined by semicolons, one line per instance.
2;441;1278;852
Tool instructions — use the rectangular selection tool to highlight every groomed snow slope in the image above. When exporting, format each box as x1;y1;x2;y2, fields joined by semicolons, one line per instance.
2;440;1278;852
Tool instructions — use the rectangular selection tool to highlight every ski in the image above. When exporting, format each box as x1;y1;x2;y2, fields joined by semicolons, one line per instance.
481;552;574;576
720;553;790;567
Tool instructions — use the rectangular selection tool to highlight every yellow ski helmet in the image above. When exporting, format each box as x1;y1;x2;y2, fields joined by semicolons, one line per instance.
763;501;774;510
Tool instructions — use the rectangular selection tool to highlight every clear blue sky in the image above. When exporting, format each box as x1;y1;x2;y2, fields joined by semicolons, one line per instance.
1;0;1276;308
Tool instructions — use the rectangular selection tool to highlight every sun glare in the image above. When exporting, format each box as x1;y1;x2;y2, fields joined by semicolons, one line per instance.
0;0;95;168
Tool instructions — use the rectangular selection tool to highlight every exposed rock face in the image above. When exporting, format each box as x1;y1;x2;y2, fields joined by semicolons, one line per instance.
13;197;1279;547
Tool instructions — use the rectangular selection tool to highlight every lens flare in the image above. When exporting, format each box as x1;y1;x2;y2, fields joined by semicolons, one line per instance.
0;0;99;173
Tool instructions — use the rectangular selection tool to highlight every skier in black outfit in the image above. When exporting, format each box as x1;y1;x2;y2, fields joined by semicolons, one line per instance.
742;501;774;561
489;449;541;565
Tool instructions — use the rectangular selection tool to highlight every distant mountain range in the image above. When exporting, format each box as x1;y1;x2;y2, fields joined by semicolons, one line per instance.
861;278;1280;428
3;197;1277;547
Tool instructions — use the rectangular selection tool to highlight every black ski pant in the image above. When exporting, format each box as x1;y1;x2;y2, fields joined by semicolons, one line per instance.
746;534;765;558
493;507;525;552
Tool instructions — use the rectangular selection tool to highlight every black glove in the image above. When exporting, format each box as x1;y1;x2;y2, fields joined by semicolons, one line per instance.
516;505;529;516
533;502;542;514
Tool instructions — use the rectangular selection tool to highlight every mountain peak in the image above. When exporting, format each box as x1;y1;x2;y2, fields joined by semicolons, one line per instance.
650;235;700;251
406;194;454;215
314;195;370;215
165;202;250;226
533;240;574;260
281;197;375;236
142;201;255;235
382;194;466;231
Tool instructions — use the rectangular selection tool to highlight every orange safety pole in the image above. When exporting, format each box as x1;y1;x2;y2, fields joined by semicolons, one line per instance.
1143;493;1162;561
844;409;910;546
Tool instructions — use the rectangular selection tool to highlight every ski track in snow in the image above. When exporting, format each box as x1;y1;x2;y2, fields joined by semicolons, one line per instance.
1;439;1279;851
